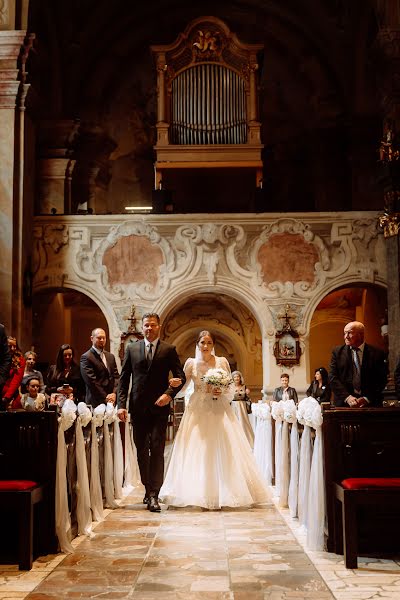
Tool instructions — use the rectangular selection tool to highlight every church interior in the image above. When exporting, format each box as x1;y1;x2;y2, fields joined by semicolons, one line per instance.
1;0;400;597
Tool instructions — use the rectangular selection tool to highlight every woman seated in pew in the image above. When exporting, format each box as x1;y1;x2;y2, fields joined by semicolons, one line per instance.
21;376;47;411
306;367;331;404
1;336;25;410
46;344;85;404
21;350;45;394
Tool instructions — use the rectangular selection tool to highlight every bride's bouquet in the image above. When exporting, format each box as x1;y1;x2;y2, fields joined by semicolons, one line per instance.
202;368;232;400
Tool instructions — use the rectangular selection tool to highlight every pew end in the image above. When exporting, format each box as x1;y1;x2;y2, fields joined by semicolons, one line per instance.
0;412;58;569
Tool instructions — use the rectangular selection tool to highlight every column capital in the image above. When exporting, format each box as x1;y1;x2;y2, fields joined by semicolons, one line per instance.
0;30;34;108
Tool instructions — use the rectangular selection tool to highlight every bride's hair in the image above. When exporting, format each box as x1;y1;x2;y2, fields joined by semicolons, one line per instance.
196;330;215;345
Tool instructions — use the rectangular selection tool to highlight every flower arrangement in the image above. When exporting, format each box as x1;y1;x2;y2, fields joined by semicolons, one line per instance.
202;368;232;399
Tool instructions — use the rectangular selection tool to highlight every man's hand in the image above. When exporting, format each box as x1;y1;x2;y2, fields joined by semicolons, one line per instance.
155;393;172;407
346;395;368;408
106;393;116;405
117;408;128;422
345;395;358;407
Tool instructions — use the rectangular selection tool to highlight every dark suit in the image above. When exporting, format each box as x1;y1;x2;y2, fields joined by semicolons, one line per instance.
118;338;185;496
272;386;298;403
328;343;387;407
80;347;119;408
0;324;11;400
395;356;400;400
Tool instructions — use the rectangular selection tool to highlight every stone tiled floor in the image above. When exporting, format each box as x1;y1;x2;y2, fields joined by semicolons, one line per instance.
0;488;399;599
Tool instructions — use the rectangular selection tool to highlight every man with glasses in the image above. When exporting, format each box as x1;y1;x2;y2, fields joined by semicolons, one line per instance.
329;321;387;407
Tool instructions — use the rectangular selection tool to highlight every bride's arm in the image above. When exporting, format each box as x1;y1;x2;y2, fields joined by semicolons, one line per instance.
171;358;193;397
220;357;234;401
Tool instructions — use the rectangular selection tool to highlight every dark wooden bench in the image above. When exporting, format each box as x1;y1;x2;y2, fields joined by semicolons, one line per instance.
334;477;400;568
322;406;400;566
0;411;58;569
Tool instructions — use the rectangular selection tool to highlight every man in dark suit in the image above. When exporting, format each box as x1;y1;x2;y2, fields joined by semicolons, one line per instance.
117;312;185;512
0;323;11;404
80;328;119;408
329;321;387;407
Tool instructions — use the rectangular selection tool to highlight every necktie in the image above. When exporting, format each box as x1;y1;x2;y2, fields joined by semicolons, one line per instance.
101;351;108;369
351;347;361;393
147;343;153;366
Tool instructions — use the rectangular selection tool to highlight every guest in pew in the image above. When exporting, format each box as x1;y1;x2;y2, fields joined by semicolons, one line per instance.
21;350;45;394
46;344;85;403
328;320;387;407
306;367;331;404
0;323;11;402
231;370;254;448
80;328;119;408
272;373;298;403
21;376;47;411
1;336;25;410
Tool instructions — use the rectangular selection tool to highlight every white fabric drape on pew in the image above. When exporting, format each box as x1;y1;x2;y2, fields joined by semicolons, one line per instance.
55;400;77;554
252;402;273;486
75;403;92;537
306;402;325;551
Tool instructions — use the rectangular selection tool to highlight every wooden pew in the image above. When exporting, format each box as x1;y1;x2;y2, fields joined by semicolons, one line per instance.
0;411;58;569
322;406;400;561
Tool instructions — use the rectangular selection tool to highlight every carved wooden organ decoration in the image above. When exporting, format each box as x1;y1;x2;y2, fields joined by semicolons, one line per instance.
151;16;264;187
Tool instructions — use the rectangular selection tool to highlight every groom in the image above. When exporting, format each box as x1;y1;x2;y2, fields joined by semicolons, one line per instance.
117;312;185;512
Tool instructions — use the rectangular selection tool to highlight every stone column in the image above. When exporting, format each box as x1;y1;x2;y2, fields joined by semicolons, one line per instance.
374;17;400;379
0;30;33;333
37;120;80;214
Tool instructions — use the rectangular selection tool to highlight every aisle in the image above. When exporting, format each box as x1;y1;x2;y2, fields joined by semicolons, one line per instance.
2;487;400;598
22;489;333;599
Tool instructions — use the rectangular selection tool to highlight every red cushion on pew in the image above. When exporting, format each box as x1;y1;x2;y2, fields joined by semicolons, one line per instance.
0;480;38;491
341;478;400;490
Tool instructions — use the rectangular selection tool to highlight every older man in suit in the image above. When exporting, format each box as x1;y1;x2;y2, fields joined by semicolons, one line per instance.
117;312;185;512
329;321;387;408
0;323;11;403
80;327;119;408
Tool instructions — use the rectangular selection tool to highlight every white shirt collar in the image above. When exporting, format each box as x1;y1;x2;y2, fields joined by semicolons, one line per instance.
145;338;159;349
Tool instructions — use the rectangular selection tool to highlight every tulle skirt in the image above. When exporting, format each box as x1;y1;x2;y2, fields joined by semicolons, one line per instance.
159;392;270;509
231;400;255;448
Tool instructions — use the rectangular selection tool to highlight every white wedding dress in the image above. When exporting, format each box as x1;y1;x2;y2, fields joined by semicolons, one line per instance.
159;356;270;509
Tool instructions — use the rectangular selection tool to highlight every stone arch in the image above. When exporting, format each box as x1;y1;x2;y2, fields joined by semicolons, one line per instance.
32;285;117;370
306;282;387;382
153;277;272;336
157;288;264;397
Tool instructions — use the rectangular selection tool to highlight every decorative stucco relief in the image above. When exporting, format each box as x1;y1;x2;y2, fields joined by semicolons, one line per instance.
71;221;175;301
174;223;245;284
33;224;70;283
352;219;386;281
0;1;8;26
103;235;164;289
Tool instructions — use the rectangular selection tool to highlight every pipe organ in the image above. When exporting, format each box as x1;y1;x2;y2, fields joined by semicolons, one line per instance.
151;16;264;190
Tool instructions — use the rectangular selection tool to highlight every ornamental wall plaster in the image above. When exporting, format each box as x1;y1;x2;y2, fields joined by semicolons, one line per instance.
32;213;387;349
0;1;8;26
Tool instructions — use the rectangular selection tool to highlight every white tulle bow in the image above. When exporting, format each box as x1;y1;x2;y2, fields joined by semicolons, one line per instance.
93;403;106;427
271;400;285;422
77;402;92;427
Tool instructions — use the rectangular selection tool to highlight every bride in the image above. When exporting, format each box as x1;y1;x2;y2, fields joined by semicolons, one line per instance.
159;330;270;509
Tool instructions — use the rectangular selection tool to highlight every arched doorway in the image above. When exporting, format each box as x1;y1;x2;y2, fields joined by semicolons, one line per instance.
308;284;387;381
161;292;263;398
32;289;108;373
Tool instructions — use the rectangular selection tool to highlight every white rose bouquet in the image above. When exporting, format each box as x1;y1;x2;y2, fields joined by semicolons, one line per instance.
201;368;232;400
